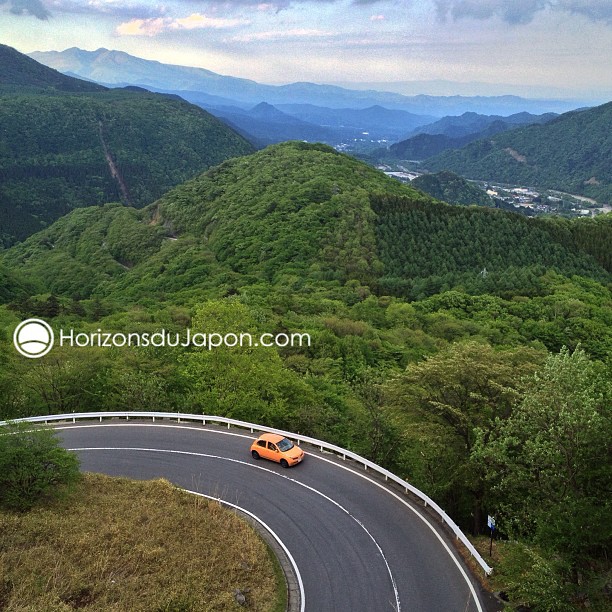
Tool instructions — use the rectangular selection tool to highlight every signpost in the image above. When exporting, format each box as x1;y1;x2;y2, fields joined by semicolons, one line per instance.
487;515;496;557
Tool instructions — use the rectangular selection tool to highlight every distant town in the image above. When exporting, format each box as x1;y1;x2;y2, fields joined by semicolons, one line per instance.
373;161;611;218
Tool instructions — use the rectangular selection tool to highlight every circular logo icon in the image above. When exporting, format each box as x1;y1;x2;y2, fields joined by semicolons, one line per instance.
13;319;55;358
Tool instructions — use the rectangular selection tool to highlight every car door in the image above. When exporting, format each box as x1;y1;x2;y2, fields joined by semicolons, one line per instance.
267;441;280;462
255;438;269;460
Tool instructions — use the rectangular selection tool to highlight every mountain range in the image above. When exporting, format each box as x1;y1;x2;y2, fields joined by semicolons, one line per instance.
29;47;580;117
387;111;557;160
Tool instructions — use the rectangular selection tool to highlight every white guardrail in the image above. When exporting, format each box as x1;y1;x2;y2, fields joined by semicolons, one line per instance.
1;411;493;575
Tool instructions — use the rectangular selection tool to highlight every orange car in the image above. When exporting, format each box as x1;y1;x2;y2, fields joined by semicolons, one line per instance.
250;433;304;467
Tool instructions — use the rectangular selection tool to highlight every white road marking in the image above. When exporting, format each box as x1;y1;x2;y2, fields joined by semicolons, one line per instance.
57;422;482;611
184;490;305;612
68;445;402;612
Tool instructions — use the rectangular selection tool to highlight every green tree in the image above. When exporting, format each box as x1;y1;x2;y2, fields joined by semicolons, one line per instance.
181;299;316;429
475;347;611;563
387;341;544;531
0;422;80;511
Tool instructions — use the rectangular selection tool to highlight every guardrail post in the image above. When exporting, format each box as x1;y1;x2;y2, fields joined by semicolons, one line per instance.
227;423;230;429
153;416;155;423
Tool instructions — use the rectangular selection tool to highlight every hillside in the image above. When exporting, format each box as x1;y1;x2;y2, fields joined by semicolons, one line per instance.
388;112;556;160
2;142;413;299
425;101;612;202
3;142;611;306
407;111;557;139
411;171;495;207
0;44;105;92
0;47;254;246
372;193;611;298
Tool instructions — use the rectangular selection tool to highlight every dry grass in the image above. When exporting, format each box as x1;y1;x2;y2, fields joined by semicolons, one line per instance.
0;473;283;611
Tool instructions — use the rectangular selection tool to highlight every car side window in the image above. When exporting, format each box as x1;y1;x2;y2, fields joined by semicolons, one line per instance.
268;442;278;452
257;440;266;448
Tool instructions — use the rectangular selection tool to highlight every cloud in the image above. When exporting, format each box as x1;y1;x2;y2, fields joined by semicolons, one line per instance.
370;14;384;21
434;0;612;24
42;0;168;19
116;17;167;36
116;13;250;37
0;0;50;19
435;0;547;24
556;0;612;24
232;28;333;42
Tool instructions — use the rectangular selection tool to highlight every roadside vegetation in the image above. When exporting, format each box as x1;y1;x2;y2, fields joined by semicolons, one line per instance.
0;473;283;611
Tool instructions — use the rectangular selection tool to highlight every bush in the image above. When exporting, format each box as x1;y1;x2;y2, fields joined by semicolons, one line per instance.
0;422;80;511
494;541;573;611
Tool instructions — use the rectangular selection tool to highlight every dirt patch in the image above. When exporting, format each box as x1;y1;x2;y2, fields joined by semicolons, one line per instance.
504;148;527;163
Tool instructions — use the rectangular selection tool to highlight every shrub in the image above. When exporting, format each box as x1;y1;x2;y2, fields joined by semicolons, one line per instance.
0;422;80;511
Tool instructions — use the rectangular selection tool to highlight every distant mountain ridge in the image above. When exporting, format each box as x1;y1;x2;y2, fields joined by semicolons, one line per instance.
388;112;556;160
29;47;580;116
425;101;612;202
407;111;558;139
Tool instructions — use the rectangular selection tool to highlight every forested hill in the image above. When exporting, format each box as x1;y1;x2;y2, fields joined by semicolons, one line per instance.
0;47;254;247
425;101;612;203
3;142;611;304
0;44;105;92
411;171;494;207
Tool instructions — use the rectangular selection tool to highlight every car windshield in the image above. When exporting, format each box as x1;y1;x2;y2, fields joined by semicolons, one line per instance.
277;438;294;452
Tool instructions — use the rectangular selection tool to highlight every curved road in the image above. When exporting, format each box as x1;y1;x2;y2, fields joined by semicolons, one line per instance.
56;422;485;612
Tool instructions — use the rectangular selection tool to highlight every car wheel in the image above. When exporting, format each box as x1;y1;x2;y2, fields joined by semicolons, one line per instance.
251;450;260;459
280;459;289;468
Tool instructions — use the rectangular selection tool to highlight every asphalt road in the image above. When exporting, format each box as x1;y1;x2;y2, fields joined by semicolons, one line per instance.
56;422;485;612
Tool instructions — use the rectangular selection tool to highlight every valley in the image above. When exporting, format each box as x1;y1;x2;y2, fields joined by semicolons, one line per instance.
0;30;610;612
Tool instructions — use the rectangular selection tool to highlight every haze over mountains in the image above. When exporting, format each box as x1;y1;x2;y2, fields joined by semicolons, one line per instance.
30;48;580;117
387;111;557;160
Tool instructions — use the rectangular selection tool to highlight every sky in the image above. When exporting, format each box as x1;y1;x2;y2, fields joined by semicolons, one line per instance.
1;0;611;98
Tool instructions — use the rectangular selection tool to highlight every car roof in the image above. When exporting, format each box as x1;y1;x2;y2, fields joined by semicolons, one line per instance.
257;432;285;443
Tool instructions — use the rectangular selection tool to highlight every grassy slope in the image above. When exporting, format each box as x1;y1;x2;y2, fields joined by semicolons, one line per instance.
0;473;283;611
